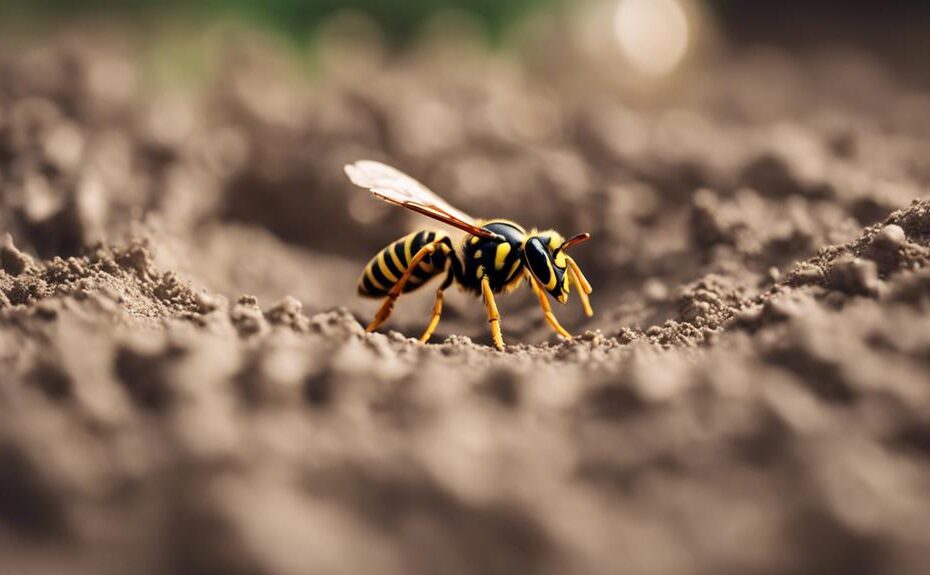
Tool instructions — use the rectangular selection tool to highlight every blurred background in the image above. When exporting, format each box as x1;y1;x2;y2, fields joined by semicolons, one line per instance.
2;0;928;323
2;3;930;574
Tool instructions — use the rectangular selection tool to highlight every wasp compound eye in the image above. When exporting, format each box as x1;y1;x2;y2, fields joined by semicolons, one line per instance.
524;237;552;287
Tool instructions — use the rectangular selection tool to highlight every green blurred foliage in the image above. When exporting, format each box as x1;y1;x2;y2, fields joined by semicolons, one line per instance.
0;0;564;43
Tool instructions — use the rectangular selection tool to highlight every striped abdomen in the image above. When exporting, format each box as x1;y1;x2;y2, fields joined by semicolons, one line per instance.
358;230;453;297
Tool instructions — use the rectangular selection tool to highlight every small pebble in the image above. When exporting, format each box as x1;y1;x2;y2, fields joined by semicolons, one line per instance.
829;256;879;296
194;292;218;314
871;224;905;252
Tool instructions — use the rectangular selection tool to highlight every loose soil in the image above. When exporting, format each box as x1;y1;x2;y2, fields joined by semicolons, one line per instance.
2;29;930;575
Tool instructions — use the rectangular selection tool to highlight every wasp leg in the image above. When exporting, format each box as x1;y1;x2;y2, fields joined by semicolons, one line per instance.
566;256;594;317
367;241;445;333
480;275;505;351
530;277;572;339
420;268;455;343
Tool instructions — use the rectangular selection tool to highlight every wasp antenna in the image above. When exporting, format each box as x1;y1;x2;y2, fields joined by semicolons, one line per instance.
556;233;591;255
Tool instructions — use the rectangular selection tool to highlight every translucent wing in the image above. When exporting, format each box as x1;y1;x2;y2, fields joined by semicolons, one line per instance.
344;160;498;239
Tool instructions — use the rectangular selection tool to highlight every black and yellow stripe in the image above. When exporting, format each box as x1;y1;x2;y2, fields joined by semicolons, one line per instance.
358;230;453;297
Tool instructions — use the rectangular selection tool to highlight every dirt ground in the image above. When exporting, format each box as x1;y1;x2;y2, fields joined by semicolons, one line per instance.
2;25;930;575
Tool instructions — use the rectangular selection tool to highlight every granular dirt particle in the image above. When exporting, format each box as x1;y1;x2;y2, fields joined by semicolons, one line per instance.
229;295;268;337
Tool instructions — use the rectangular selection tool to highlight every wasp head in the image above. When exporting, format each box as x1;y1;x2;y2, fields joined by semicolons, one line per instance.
523;231;591;304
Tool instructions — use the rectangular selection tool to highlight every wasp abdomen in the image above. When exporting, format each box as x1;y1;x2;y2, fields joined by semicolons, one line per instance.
358;230;452;297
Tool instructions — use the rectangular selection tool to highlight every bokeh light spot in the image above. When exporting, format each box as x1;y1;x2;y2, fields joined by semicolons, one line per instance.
614;0;690;77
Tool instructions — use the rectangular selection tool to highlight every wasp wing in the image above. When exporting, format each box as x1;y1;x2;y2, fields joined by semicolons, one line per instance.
344;160;498;239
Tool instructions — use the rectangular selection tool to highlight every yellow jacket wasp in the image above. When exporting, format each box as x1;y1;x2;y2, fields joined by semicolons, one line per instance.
345;160;593;350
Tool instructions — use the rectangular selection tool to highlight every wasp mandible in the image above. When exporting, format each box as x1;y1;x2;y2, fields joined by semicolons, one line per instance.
345;160;593;350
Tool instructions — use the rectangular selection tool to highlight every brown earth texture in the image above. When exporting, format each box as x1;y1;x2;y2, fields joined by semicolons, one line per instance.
2;24;930;575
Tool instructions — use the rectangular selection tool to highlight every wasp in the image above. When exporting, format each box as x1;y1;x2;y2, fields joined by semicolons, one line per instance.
345;160;593;350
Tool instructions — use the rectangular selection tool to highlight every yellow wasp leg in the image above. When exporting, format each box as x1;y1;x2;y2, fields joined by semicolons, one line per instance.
419;288;444;343
566;256;594;317
367;241;443;333
420;265;455;344
481;275;505;351
530;277;572;339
